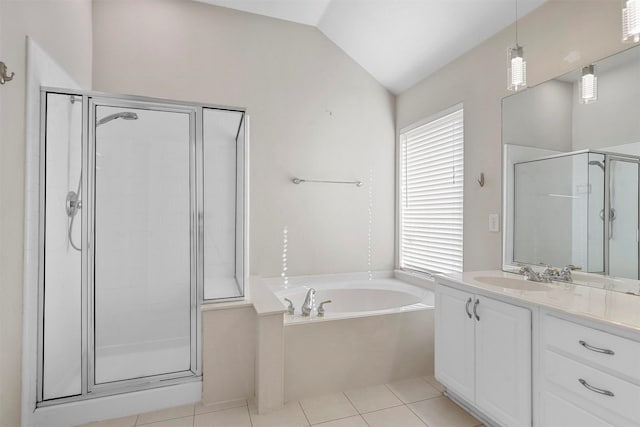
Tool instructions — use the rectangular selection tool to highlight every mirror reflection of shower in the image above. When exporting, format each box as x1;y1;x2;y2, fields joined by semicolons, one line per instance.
66;102;139;251
589;160;617;237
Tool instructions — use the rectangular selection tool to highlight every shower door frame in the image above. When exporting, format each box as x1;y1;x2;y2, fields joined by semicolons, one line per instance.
603;154;640;278
86;96;200;395
36;87;247;406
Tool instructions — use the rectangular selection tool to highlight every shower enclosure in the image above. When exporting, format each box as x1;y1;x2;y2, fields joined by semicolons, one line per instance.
37;88;247;406
513;149;639;278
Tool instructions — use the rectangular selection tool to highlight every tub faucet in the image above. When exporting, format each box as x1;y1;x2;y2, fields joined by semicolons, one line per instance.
317;300;332;317
301;288;316;316
283;298;295;315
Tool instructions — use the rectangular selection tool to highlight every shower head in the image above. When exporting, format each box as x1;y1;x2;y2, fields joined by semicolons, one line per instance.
96;112;138;126
588;160;605;172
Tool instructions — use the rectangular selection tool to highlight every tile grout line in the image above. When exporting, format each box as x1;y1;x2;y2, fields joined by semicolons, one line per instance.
404;401;430;427
297;400;312;426
245;405;254;427
356;401;408;416
382;383;405;404
341;391;360;414
340;391;371;427
423;376;444;391
310;413;367;426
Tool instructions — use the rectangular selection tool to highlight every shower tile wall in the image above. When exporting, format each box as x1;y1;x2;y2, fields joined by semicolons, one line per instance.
93;106;192;383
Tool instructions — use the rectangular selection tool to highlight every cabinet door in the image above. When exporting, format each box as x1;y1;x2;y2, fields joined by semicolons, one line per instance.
435;284;475;403
475;296;531;427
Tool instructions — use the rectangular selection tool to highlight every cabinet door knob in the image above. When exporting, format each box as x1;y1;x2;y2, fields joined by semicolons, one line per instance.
465;297;472;319
579;378;614;397
473;299;480;321
579;340;615;355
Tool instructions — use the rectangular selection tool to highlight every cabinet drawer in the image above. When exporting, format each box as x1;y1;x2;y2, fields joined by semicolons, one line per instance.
544;350;640;424
541;390;614;427
542;315;640;380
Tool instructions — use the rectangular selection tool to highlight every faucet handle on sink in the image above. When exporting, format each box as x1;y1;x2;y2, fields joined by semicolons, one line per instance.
518;265;533;275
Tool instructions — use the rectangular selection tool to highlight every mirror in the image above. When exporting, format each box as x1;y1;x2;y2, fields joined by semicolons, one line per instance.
502;44;640;289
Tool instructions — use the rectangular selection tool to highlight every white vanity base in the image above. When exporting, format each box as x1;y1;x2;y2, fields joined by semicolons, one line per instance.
435;271;640;427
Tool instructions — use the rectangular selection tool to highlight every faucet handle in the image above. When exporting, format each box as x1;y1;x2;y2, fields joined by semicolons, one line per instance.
317;300;332;317
518;265;533;275
283;298;295;315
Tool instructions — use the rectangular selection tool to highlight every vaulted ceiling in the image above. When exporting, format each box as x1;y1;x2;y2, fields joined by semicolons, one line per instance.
196;0;547;94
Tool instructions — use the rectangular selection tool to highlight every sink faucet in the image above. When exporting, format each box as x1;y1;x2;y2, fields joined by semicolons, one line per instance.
557;266;574;283
301;288;316;316
539;264;575;283
518;266;551;283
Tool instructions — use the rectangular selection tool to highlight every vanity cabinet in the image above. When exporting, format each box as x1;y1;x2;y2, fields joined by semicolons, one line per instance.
435;284;531;427
539;314;640;427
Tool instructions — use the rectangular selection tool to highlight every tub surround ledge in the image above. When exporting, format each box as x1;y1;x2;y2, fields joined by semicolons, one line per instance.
200;276;287;316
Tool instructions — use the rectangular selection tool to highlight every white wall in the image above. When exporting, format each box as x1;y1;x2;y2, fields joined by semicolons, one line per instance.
397;0;628;272
0;2;92;425
91;0;396;279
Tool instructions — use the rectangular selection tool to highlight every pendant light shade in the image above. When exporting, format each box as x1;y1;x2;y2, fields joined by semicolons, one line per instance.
508;45;527;91
580;65;598;104
623;0;640;43
508;0;526;91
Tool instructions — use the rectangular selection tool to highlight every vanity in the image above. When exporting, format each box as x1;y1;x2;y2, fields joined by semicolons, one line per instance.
434;41;640;426
435;271;640;427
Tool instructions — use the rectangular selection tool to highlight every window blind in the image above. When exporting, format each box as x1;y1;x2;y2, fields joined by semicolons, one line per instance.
399;108;464;274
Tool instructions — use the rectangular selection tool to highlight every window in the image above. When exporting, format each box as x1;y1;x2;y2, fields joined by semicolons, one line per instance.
399;106;464;274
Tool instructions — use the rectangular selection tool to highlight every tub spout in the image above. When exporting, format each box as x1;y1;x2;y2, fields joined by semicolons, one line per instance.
301;288;316;316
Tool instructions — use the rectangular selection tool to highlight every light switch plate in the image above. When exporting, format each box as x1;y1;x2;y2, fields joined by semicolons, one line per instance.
489;214;500;232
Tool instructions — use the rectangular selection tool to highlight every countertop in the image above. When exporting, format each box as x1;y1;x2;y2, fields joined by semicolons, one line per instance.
437;270;640;334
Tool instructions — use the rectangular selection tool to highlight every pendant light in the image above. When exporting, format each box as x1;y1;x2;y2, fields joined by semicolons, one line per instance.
622;0;640;43
508;0;526;91
580;65;598;104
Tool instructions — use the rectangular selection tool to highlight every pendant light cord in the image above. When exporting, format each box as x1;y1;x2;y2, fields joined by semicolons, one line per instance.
515;0;519;45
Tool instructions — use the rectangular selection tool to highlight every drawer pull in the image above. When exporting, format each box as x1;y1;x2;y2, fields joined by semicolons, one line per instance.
473;298;480;321
579;340;615;355
578;378;615;397
465;297;472;319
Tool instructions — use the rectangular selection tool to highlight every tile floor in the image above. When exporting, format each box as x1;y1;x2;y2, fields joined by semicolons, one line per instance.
79;376;483;427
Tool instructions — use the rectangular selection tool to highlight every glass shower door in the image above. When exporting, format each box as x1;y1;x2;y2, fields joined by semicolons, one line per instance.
607;158;639;279
90;101;196;387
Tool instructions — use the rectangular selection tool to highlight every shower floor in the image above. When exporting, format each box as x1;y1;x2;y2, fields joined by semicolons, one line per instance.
95;338;191;384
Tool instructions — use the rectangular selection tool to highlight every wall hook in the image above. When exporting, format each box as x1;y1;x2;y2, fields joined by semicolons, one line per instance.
477;173;485;187
0;61;15;85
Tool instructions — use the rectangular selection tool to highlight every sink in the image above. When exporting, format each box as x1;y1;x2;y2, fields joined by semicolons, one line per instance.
473;276;553;291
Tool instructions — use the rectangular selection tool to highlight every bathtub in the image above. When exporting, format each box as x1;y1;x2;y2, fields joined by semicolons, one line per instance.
267;273;435;401
273;277;433;323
